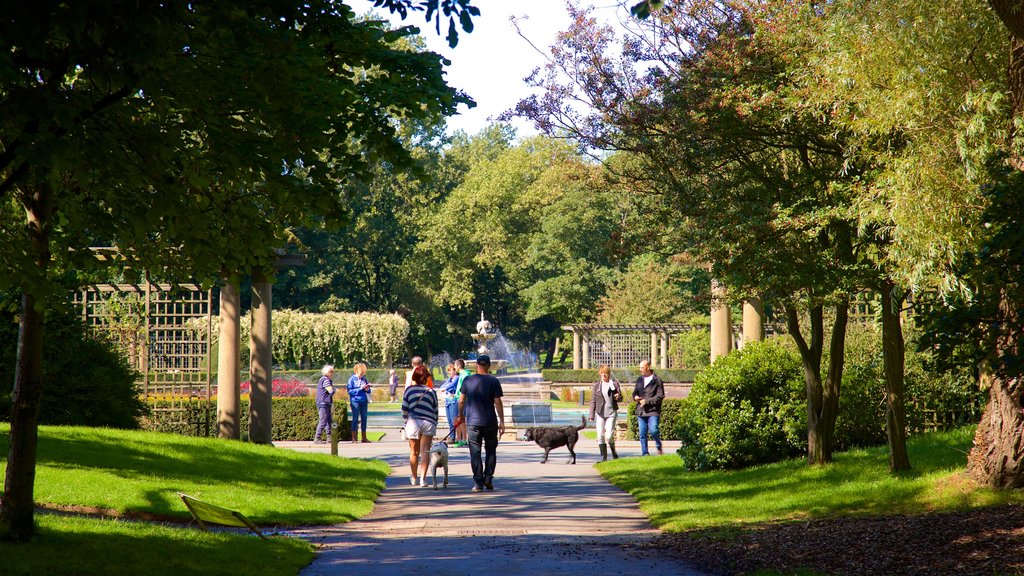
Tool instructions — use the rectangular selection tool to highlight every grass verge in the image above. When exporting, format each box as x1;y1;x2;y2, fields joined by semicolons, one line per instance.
597;426;1024;532
0;514;314;576
0;424;390;526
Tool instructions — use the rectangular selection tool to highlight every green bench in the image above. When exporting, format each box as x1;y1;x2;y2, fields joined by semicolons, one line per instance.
178;492;267;540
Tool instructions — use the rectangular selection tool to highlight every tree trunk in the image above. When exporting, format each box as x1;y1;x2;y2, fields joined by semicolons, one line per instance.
967;286;1024;488
964;24;1024;488
248;272;273;444
785;298;848;466
880;281;911;472
542;337;555;369
1;183;53;541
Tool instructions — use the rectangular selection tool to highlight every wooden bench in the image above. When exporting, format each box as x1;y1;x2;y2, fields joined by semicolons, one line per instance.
177;492;267;540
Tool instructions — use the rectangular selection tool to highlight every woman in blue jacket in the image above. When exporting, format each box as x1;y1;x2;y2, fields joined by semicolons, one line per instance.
348;362;372;443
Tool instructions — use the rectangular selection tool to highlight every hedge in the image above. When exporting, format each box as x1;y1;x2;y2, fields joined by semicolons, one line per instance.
139;397;352;441
626;399;685;441
204;310;408;368
543;368;699;384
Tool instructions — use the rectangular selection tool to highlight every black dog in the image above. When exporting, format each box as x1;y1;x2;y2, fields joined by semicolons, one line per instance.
521;416;587;464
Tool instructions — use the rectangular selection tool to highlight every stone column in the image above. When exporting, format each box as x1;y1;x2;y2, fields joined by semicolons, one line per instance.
248;273;273;444
581;334;591;370
650;332;659;367
710;278;733;363
217;279;241;439
660;332;669;370
572;330;581;370
742;297;765;347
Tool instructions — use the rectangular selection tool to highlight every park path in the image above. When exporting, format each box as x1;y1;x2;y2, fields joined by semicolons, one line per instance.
282;435;708;576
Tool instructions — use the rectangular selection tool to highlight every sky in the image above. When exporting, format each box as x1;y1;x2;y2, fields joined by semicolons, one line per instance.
386;1;632;138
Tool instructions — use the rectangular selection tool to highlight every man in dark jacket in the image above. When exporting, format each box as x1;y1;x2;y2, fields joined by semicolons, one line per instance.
632;359;665;456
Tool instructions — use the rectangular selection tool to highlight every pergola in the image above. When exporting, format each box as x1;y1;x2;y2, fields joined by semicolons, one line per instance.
561;323;703;370
563;294;772;370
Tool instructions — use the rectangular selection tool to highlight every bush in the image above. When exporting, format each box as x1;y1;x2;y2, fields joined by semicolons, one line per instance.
208;310;408;369
0;304;146;428
139;397;352;441
669;328;711;370
543;368;699;384
676;340;805;471
240;378;310;397
835;323;984;449
627;399;686;440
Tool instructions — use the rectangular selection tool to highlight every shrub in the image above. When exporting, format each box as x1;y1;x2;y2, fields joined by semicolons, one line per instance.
240;378;310;397
0;304;146;428
834;323;984;449
669;328;711;370
139;397;352;441
627;399;686;441
543;368;699;384
676;340;805;471
205;310;408;369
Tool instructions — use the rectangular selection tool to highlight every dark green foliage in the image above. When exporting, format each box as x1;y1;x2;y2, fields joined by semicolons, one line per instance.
676;340;806;471
669;328;711;370
0;305;145;428
627;399;686;441
543;368;699;384
836;324;984;450
139;397;350;441
917;160;1024;381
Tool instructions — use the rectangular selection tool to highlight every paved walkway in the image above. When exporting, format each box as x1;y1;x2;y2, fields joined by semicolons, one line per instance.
282;434;707;576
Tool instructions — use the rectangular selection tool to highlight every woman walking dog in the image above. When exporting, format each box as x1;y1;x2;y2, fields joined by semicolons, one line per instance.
589;364;622;461
402;364;439;487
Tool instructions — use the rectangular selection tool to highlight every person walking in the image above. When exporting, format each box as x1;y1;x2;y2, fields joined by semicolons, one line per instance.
313;364;336;444
452;359;471;446
402;364;438;487
388;368;400;403
589;364;623;461
347;362;372;443
411;355;434;388
440;363;460;440
632;359;665;456
456;355;504;492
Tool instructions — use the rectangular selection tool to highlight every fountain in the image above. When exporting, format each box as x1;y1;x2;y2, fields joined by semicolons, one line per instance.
466;312;509;373
463;312;554;426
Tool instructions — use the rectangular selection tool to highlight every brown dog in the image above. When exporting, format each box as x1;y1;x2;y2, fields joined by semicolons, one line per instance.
521;416;587;464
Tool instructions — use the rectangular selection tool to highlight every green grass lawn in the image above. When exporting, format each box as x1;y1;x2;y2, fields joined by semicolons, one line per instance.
1;514;314;576
597;426;1024;532
0;424;390;526
0;424;389;575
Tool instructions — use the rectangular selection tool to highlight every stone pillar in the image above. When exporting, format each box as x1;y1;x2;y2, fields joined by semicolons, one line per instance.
572;330;581;370
582;334;591;370
742;297;765;347
660;332;669;370
650;332;659;367
248;274;273;444
710;278;733;363
217;279;241;439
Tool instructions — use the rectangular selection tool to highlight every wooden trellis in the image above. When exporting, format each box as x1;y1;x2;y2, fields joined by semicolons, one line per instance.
73;283;213;433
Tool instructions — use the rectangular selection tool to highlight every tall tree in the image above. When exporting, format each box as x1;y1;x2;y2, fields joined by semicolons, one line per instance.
515;1;866;464
0;0;469;540
967;1;1024;488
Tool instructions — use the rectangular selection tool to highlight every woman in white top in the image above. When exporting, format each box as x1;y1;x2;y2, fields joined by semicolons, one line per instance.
589;364;623;461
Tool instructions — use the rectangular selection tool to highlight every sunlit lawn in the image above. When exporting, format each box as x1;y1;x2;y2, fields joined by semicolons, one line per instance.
597;426;1024;532
1;514;314;576
0;424;390;526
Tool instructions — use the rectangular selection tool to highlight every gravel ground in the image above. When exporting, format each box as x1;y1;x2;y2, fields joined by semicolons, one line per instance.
654;503;1024;575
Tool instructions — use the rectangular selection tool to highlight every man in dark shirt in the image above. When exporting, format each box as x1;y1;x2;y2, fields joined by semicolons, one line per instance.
457;354;505;491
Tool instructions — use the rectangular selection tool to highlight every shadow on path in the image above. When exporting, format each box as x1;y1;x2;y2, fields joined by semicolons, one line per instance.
285;440;707;576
